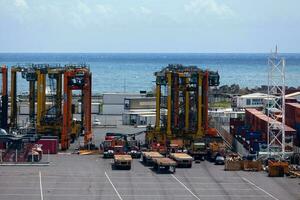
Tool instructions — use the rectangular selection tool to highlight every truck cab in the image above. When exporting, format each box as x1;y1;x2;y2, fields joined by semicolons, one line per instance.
190;142;207;161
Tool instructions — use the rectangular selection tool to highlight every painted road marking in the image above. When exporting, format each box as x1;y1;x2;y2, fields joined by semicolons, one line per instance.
0;193;270;198
105;171;123;200
171;174;201;200
242;177;279;200
39;171;44;200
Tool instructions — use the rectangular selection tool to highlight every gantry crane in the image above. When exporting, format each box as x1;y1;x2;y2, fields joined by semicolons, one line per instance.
10;66;32;130
9;64;93;150
61;65;92;150
0;65;8;130
146;64;220;150
11;65;41;130
36;65;64;136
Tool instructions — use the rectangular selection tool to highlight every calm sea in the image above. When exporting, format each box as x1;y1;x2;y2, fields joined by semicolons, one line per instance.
0;53;299;93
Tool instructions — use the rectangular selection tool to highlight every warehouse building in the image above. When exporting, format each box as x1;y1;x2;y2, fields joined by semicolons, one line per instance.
122;97;161;126
102;93;145;115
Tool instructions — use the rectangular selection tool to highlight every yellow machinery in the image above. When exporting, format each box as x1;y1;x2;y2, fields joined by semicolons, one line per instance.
10;65;37;130
146;64;220;150
10;64;91;150
36;65;90;149
36;65;64;136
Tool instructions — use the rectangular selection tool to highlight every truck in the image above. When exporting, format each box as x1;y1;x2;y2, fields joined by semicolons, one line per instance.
189;142;207;162
141;151;164;165
113;154;132;170
207;141;226;161
103;132;142;158
127;140;141;158
152;157;176;173
169;153;193;168
102;138;125;158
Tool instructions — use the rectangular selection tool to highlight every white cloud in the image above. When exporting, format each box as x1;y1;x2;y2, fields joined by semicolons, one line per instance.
184;0;234;17
14;0;28;9
140;6;151;15
77;1;91;15
130;6;152;16
96;4;113;15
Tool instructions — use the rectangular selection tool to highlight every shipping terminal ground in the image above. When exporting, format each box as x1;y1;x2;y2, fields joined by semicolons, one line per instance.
0;116;299;200
0;60;300;200
0;139;299;200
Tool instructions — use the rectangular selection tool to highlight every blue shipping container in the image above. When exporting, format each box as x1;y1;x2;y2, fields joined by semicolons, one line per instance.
245;131;262;140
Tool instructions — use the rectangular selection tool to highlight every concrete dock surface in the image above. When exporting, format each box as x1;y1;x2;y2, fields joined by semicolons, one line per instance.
0;154;299;200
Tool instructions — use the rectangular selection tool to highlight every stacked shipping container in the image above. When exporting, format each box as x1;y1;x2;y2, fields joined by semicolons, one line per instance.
230;107;298;153
230;115;264;153
245;108;296;151
285;103;300;146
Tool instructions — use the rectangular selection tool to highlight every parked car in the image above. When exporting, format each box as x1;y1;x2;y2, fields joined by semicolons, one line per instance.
215;156;225;165
93;118;101;126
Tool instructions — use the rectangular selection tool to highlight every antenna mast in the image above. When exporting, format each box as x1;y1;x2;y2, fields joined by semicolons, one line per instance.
267;45;286;158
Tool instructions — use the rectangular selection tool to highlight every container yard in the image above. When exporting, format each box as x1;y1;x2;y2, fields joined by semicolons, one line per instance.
0;62;300;200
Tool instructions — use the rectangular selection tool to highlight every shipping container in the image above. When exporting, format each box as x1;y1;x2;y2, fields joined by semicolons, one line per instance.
286;103;300;124
0;142;5;150
19;105;29;115
245;108;296;143
245;131;261;140
37;138;58;154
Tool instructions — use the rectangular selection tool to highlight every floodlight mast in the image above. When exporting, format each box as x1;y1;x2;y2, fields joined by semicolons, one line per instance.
267;46;286;158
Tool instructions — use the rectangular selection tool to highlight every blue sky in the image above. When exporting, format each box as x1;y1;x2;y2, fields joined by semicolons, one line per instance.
0;0;299;53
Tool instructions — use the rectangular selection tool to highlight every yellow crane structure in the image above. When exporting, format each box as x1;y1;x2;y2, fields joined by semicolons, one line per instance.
10;65;37;130
36;66;64;136
10;64;93;150
146;64;220;151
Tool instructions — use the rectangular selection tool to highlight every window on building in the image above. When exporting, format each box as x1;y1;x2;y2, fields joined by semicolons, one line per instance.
124;99;130;109
246;99;251;105
252;99;263;105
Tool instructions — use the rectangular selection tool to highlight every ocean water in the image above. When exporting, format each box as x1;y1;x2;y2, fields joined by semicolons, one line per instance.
0;53;300;94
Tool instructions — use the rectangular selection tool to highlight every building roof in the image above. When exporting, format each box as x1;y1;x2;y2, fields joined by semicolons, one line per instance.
285;91;300;98
286;102;300;109
240;92;270;99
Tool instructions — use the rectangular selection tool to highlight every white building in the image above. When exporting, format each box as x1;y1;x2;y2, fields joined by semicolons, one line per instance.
122;97;159;127
122;109;156;126
234;93;273;109
102;93;145;115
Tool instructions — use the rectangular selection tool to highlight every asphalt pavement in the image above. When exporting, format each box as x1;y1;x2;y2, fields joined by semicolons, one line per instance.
0;154;299;200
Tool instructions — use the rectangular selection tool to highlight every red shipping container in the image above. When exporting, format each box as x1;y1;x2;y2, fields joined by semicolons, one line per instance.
295;109;300;124
0;142;5;150
37;139;58;154
286;103;300;124
286;103;295;119
286;98;297;103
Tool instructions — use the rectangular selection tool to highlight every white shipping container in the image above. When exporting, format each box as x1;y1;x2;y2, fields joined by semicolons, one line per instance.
19;105;29;115
103;104;124;115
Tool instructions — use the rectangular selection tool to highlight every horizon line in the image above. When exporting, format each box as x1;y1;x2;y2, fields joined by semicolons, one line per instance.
0;51;300;54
